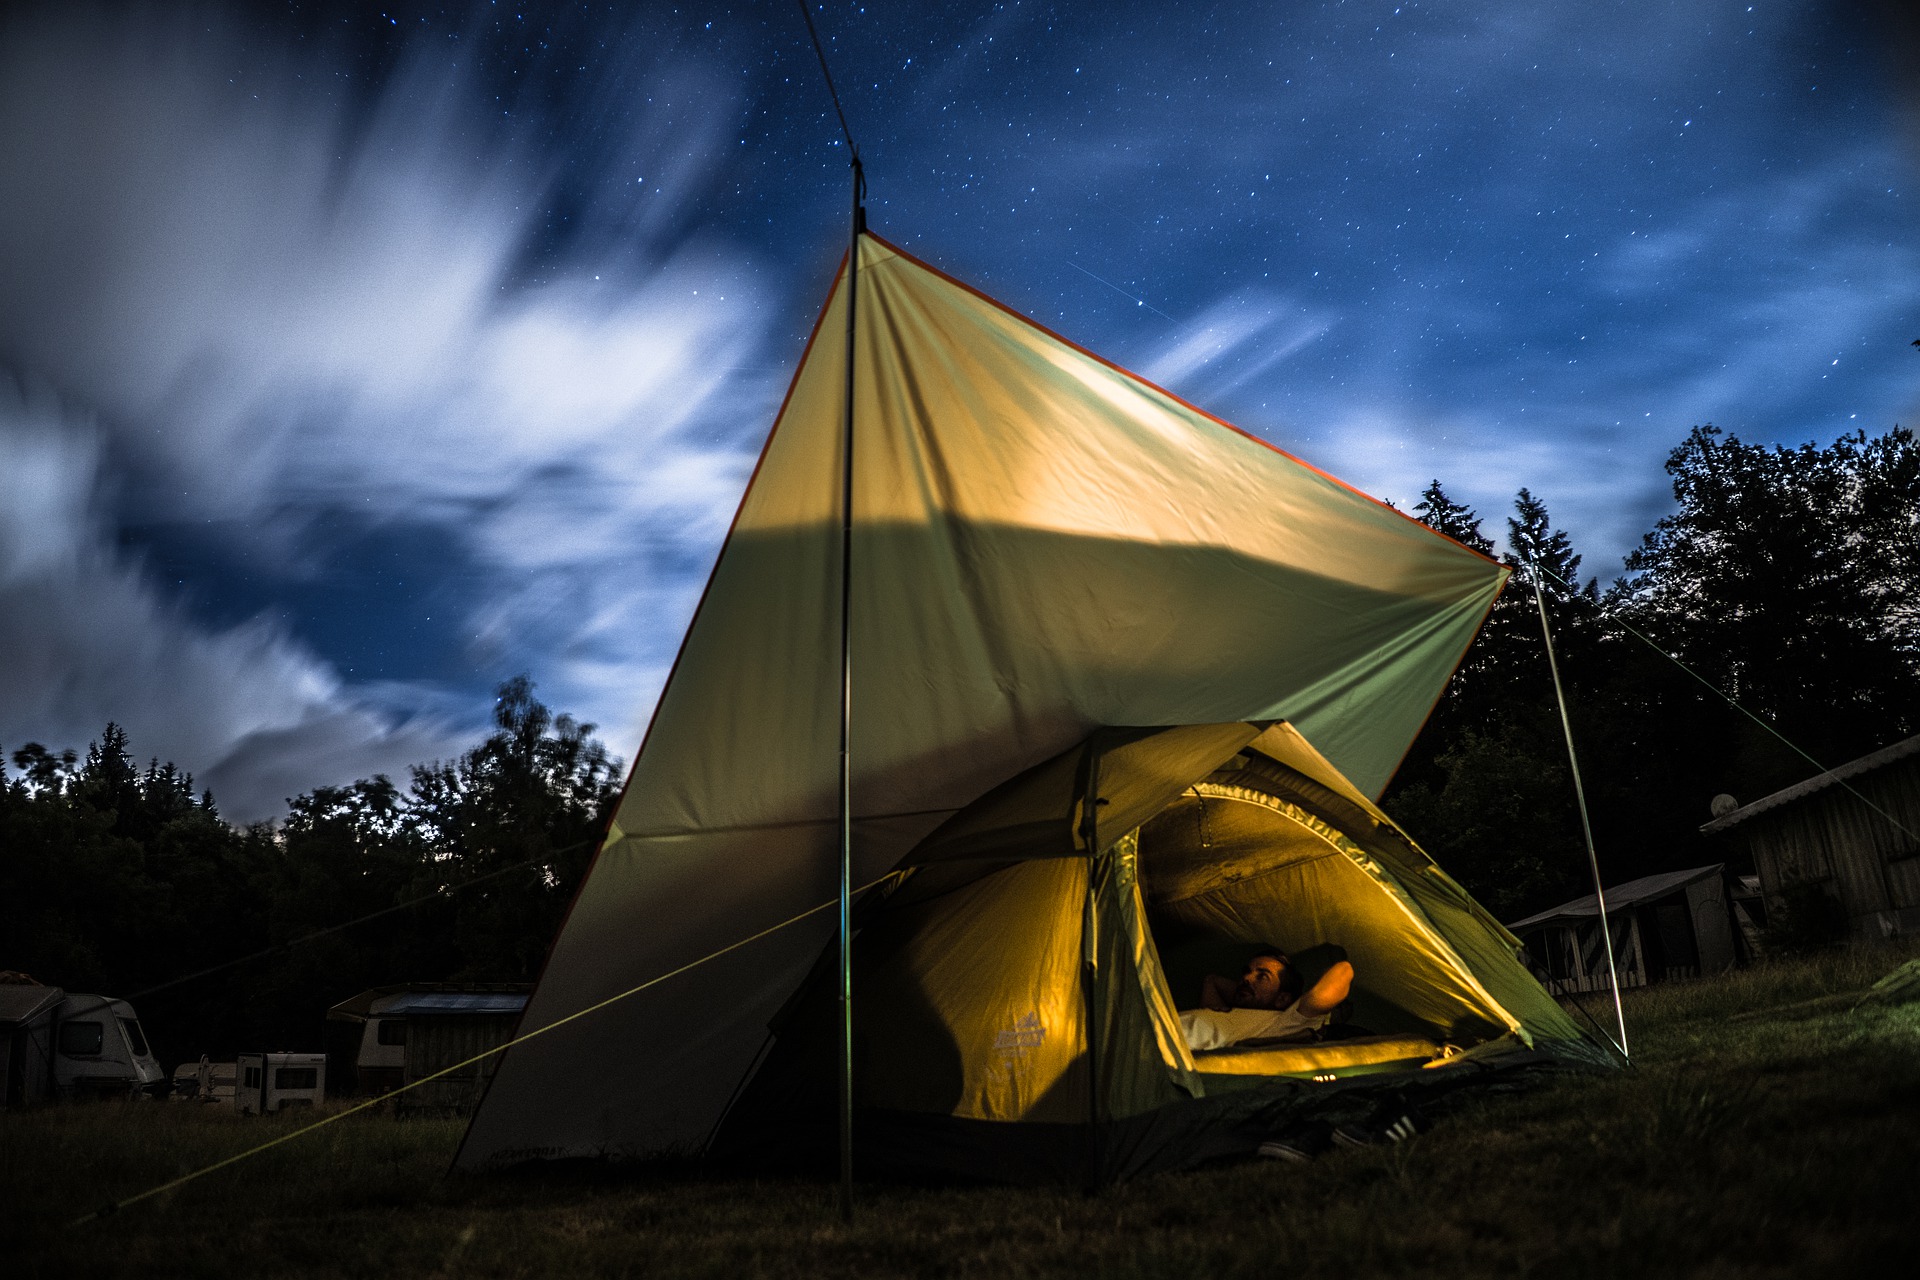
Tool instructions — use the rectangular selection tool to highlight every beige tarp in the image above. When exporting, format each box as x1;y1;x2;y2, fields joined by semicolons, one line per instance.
456;234;1506;1170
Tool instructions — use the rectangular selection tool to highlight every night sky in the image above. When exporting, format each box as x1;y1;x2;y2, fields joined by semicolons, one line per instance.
2;1;1917;819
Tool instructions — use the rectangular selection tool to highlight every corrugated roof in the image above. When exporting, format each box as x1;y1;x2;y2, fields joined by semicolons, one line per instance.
1700;734;1920;834
328;982;533;1022
1508;864;1724;930
377;992;527;1017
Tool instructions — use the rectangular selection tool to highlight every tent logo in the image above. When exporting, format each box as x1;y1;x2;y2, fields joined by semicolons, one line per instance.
992;1012;1046;1053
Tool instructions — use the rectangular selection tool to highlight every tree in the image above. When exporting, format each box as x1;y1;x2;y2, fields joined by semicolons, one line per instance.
1390;485;1611;917
0;678;623;1064
1394;427;1920;925
1;729;265;1061
1611;425;1920;787
1413;480;1494;555
406;676;622;980
75;722;140;825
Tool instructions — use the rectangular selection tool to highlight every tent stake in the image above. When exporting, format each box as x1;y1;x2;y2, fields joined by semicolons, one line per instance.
836;157;865;1223
1527;562;1629;1058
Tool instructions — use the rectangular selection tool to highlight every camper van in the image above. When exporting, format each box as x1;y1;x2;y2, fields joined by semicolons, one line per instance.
234;1052;326;1113
51;993;166;1100
0;985;167;1104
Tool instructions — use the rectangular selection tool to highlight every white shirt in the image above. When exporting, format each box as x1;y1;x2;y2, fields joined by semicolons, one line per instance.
1179;1003;1329;1051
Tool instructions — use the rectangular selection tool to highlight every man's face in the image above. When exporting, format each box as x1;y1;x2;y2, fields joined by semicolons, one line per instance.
1235;956;1289;1009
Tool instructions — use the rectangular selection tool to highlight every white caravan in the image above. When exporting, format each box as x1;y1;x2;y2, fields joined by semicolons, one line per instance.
1;989;169;1102
53;993;167;1099
234;1052;326;1113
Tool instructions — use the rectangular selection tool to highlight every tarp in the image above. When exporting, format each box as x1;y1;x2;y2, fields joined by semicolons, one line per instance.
456;233;1508;1172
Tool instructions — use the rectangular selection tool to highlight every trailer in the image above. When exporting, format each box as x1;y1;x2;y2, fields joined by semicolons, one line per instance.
234;1052;326;1113
0;983;166;1103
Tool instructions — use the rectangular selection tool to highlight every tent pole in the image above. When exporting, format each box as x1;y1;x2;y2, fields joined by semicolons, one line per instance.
793;0;865;1221
1527;562;1629;1058
835;156;865;1223
1078;744;1103;1192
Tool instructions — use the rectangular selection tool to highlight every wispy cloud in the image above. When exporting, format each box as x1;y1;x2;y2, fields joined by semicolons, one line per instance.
0;8;779;808
1141;291;1334;402
0;384;460;818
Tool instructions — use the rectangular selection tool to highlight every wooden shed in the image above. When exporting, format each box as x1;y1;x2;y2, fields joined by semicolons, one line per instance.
1700;734;1920;945
1508;865;1745;994
327;985;529;1113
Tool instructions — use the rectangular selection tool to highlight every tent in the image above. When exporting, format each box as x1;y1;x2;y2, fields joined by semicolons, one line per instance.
454;234;1614;1181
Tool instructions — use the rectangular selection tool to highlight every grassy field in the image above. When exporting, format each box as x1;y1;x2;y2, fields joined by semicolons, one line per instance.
8;944;1920;1279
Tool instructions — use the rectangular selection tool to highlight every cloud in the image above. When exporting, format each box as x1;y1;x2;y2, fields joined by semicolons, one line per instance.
0;384;460;819
1141;292;1333;401
0;7;780;803
1292;399;1661;577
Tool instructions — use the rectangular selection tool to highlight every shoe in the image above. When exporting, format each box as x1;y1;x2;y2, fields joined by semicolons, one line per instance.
1331;1102;1430;1148
1257;1119;1333;1163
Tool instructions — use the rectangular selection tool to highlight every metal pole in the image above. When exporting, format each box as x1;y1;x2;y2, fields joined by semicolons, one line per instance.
1077;743;1103;1192
836;156;865;1223
1527;562;1629;1058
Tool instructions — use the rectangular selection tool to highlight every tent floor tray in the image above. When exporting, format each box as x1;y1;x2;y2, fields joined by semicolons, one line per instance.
1193;1033;1444;1078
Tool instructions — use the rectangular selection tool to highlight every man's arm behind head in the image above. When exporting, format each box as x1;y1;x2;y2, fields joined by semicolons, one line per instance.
1295;960;1354;1018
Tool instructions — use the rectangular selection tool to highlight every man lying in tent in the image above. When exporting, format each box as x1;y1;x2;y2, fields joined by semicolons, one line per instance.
1179;949;1355;1052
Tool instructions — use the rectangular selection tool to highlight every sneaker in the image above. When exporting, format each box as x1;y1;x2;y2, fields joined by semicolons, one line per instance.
1331;1103;1430;1148
1257;1119;1334;1163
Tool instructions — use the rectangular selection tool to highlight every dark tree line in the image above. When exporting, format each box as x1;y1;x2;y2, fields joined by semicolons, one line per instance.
0;678;621;1067
4;424;1916;1066
1386;424;1920;918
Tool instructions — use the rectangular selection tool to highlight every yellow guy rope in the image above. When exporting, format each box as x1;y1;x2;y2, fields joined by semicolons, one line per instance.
69;872;900;1228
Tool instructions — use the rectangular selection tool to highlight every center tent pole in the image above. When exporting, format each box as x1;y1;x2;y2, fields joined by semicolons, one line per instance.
835;156;865;1225
1077;742;1104;1192
1526;562;1630;1059
794;0;865;1220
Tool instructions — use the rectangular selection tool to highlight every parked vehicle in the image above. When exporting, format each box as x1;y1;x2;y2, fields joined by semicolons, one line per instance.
234;1052;326;1113
0;982;167;1103
169;1056;238;1104
51;993;167;1100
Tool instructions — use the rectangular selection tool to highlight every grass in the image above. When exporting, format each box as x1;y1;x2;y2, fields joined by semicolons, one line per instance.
8;943;1920;1279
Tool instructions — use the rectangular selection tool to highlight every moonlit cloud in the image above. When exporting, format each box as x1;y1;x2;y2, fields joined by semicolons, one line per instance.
1142;293;1333;401
0;383;459;818
0;7;781;807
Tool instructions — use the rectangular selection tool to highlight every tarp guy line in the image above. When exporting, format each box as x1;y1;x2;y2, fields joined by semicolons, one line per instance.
1529;560;1919;847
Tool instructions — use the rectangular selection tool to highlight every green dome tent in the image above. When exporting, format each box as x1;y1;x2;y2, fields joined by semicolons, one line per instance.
453;235;1615;1183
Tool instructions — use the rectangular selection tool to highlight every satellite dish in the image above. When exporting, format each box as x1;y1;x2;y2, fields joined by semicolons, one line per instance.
1710;794;1739;818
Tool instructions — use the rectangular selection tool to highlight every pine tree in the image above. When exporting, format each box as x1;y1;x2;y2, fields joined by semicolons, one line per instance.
1506;487;1592;605
1413;480;1495;555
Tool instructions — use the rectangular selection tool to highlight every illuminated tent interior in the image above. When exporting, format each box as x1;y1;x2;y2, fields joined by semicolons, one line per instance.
455;234;1615;1183
710;720;1608;1183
